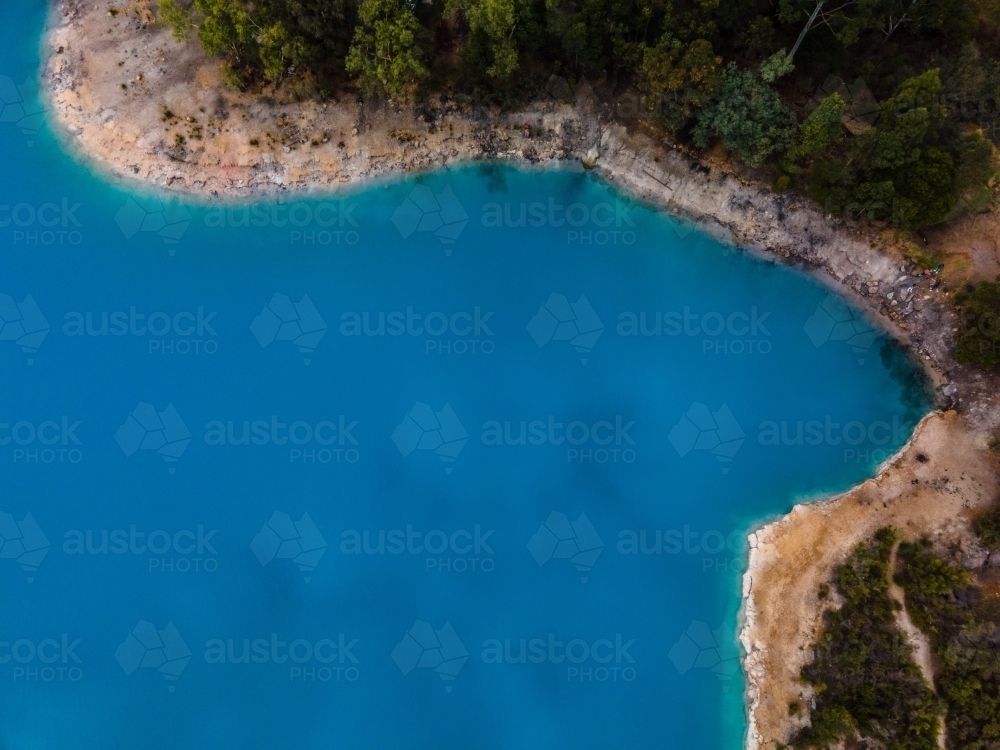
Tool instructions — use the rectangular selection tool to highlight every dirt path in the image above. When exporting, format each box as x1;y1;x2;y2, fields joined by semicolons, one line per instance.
888;543;936;688
887;543;948;750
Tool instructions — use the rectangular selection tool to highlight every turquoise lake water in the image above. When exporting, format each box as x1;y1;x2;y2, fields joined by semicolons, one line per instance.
0;2;932;747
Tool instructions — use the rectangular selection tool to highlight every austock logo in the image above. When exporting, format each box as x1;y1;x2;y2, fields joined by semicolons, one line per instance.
251;511;327;583
339;306;495;356
0;75;44;146
115;620;192;691
804;294;879;365
1;417;83;465
527;511;604;583
480;633;637;683
392;185;469;252
527;293;604;364
115;402;192;470
0;634;83;683
616;307;773;356
758;415;912;465
480;197;637;246
202;199;360;247
63;307;219;356
63;525;219;574
1;200;84;245
480;415;636;465
339;524;495;573
392;620;468;691
114;196;192;251
392;402;468;472
251;293;327;365
617;527;746;574
202;416;360;465
0;293;50;364
0;512;49;582
668;403;745;473
668;620;739;691
203;634;360;682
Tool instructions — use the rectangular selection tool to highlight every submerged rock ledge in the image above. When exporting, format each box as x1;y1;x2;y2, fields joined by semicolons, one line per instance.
42;1;1000;746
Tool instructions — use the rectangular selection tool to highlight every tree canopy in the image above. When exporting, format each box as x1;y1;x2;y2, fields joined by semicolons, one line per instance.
158;0;998;226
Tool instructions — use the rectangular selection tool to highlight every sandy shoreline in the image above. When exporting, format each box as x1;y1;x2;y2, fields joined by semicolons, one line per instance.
40;1;1000;747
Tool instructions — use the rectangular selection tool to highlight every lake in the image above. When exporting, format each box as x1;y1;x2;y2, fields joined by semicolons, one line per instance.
0;3;930;747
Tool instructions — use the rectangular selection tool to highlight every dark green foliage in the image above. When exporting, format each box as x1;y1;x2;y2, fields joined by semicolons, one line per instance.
694;51;799;168
156;0;999;208
159;0;356;85
793;528;942;750
953;276;1000;371
782;92;845;172
346;0;428;96
897;540;1000;750
808;70;995;228
897;540;973;645
942;45;1000;145
641;37;722;130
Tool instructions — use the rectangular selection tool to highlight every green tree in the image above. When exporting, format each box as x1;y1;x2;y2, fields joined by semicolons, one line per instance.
159;0;194;40
258;21;309;81
448;0;540;83
693;51;798;168
779;0;973;59
953;276;1000;371
641;37;722;131
892;147;956;226
808;70;993;228
854;69;947;172
158;0;356;86
782;92;845;172
346;0;428;97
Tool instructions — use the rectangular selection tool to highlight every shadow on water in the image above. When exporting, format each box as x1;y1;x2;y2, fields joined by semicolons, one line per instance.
879;340;938;426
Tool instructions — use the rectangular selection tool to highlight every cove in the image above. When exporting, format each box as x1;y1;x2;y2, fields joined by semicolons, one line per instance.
0;4;932;748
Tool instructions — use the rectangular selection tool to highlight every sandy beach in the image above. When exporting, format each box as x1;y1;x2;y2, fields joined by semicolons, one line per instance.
41;1;1000;746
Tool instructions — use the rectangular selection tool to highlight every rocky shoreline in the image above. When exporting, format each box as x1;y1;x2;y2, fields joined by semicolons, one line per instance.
41;0;1000;747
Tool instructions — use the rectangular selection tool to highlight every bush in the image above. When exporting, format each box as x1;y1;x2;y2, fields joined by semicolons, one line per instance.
897;541;1000;749
974;503;1000;548
954;276;1000;371
793;528;941;750
693;52;798;168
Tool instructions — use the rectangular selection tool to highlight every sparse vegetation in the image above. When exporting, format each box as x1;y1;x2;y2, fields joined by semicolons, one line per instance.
897;535;1000;749
795;522;1000;750
792;528;941;749
974;501;1000;549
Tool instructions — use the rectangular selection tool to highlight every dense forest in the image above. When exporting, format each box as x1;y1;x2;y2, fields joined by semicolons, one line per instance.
156;0;1000;228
